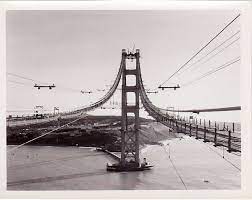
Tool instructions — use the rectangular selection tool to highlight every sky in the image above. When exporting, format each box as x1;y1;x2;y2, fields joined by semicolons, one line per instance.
6;10;240;122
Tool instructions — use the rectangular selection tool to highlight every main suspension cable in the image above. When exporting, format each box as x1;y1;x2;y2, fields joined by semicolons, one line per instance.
176;32;240;78
7;72;83;93
181;57;240;87
158;14;240;87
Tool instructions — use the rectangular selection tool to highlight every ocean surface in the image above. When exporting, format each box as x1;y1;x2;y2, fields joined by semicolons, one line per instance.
7;135;241;190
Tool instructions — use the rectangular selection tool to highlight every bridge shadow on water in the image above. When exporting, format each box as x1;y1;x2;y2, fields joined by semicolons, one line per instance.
8;170;153;190
7;170;108;187
8;152;105;170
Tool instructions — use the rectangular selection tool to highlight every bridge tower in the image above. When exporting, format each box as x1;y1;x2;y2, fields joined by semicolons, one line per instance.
106;49;152;171
120;49;140;167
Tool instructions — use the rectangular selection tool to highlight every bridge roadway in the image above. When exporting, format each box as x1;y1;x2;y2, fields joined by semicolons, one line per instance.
7;112;83;127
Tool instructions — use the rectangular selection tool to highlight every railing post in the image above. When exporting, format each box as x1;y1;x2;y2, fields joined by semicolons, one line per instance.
228;130;232;152
56;136;59;144
189;123;192;137
203;126;207;142
57;117;61;127
200;118;201;125
232;122;235;133
214;128;217;146
196;125;198;139
185;122;187;134
209;120;211;128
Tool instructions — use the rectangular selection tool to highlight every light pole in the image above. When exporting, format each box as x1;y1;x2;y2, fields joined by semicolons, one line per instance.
167;106;175;118
54;107;59;115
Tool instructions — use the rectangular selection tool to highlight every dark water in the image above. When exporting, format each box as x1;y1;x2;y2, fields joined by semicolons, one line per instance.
7;136;241;190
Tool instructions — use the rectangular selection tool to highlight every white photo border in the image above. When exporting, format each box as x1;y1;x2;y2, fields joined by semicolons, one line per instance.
0;1;251;199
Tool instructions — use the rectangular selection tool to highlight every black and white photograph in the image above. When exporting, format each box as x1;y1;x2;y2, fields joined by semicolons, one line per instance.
1;1;252;199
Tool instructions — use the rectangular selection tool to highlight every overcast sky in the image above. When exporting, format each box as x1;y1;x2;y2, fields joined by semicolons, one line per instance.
7;10;240;122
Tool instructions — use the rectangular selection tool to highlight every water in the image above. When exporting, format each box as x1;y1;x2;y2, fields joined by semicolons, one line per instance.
7;136;241;190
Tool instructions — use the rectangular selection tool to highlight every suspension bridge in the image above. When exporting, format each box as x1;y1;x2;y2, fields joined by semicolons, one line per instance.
7;14;241;173
7;47;241;171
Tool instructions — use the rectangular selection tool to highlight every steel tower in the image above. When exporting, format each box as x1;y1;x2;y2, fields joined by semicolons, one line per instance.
120;49;140;166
